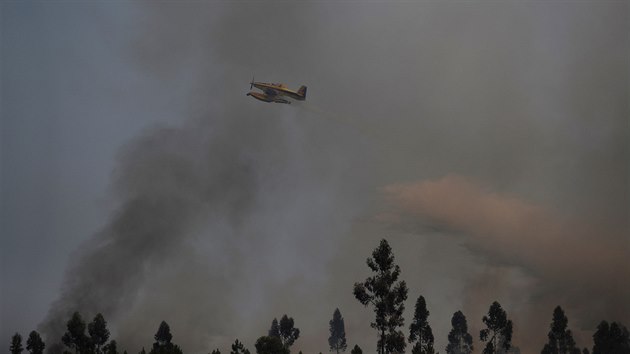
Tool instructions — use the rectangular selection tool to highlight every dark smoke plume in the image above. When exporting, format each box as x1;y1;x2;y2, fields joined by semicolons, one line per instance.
36;2;627;354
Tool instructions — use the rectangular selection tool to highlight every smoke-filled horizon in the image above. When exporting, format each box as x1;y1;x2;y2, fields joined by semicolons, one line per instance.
2;2;628;354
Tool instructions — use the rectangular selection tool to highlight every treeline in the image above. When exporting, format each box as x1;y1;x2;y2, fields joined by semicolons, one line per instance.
9;239;630;354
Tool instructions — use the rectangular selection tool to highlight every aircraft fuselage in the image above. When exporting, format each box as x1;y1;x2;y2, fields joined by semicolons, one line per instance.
252;82;307;101
246;92;291;104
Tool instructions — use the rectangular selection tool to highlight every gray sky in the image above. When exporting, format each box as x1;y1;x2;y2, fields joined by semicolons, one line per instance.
2;2;628;354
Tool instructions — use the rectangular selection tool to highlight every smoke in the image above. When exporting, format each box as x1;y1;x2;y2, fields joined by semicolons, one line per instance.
384;174;630;350
32;2;628;354
39;98;370;353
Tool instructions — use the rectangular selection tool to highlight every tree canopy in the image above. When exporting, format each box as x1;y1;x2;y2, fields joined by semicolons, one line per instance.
278;315;300;349
89;313;111;354
254;336;289;354
62;312;90;354
329;308;348;354
480;302;513;354
149;321;182;354
10;333;24;354
350;345;363;354
446;311;473;354
541;306;580;354
409;295;435;354
26;331;45;354
230;339;250;354
353;239;408;354
592;321;630;354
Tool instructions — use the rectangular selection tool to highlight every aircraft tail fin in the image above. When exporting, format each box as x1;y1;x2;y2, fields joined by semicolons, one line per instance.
298;85;307;98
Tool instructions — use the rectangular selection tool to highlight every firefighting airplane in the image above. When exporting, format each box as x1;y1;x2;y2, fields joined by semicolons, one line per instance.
246;77;307;104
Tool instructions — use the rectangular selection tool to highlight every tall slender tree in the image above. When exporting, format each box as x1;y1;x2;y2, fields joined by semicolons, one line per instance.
446;311;473;354
480;302;513;354
149;321;182;354
268;319;280;338
62;312;90;354
279;315;300;349
88;313;110;354
354;239;408;354
592;321;630;354
211;350;221;354
541;306;580;354
409;295;435;354
26;331;45;354
329;308;348;353
10;333;24;354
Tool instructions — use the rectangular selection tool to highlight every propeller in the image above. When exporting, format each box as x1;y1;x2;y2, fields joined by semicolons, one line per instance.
250;75;255;90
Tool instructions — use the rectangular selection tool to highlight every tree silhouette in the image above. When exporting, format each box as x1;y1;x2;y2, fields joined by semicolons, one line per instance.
149;321;182;354
26;331;45;354
350;345;363;354
103;340;118;354
329;308;348;353
409;295;435;354
154;322;173;346
446;311;473;354
279;315;300;349
541;306;580;354
62;312;90;354
480;302;513;354
592;321;630;354
353;239;408;354
254;336;289;354
230;339;250;354
88;313;110;354
210;350;221;354
10;333;24;354
268;319;280;338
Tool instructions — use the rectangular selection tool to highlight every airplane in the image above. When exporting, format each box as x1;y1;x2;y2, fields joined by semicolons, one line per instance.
246;77;307;104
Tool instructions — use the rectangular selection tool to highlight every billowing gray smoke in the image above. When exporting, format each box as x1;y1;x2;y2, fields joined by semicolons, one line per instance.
36;2;628;354
39;100;369;353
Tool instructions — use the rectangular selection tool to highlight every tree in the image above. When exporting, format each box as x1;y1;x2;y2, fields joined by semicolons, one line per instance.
62;312;90;354
10;333;24;354
279;315;300;349
269;319;280;338
26;331;45;354
541;306;580;354
446;311;473;354
592;321;630;354
139;348;146;354
329;308;348;353
230;339;251;354
480;302;513;354
353;239;408;354
154;322;173;346
103;340;118;354
149;321;182;354
409;296;435;354
89;313;110;354
254;336;289;354
350;345;363;354
211;350;221;354
582;349;589;354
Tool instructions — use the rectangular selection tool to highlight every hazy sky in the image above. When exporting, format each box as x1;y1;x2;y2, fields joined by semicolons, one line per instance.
1;2;628;354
